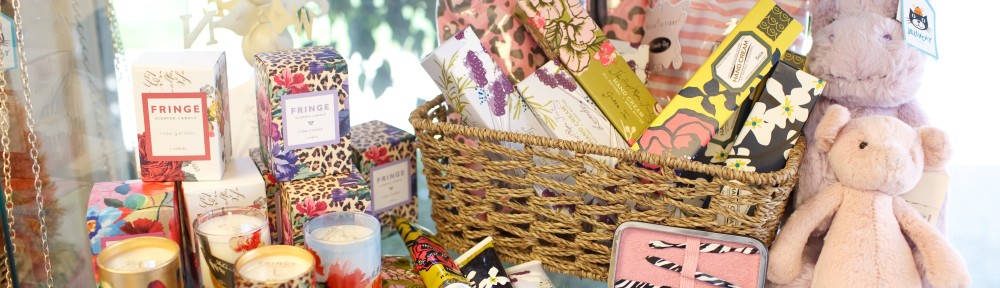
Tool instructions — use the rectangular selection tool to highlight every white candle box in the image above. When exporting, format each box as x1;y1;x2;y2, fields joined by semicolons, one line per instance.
348;120;418;237
86;180;180;261
279;167;372;246
250;147;282;244
420;26;550;145
180;157;268;244
255;46;352;182
132;51;232;181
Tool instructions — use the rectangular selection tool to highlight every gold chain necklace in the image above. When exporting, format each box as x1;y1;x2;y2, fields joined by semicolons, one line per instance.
10;0;54;286
0;34;16;288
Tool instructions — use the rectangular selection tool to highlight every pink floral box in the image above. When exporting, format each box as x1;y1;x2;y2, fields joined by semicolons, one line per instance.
348;120;418;237
250;147;282;244
254;46;352;182
131;51;232;181
87;180;180;273
279;166;372;246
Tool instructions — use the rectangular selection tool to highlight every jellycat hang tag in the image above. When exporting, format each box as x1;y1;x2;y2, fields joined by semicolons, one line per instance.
643;0;690;71
901;171;949;225
900;0;938;59
0;15;16;70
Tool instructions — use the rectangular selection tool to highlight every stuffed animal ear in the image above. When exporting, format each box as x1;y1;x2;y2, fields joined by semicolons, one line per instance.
918;127;951;171
814;105;851;152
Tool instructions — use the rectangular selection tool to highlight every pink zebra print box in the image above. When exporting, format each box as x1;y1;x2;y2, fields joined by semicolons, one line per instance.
609;222;767;288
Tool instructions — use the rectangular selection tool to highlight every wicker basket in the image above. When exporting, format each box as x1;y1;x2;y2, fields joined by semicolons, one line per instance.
409;95;803;281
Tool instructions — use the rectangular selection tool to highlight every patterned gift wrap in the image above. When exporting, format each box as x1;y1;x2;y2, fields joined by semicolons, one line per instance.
633;0;803;160
436;0;549;81
180;158;268;245
515;0;658;144
349;120;418;237
132;51;232;181
714;61;824;224
250;147;282;244
279;167;372;245
601;0;648;43
87;180;179;282
255;46;352;182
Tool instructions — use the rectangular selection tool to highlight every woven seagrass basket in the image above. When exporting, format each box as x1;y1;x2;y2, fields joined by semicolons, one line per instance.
409;94;804;281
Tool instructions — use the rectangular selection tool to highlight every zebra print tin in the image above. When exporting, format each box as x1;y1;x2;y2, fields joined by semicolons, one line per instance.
608;222;768;288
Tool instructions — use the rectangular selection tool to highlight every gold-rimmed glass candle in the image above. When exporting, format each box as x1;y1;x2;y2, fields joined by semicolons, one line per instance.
194;206;270;288
96;236;181;288
234;245;315;287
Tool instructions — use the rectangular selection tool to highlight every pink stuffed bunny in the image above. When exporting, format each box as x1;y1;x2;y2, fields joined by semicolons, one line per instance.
769;105;969;288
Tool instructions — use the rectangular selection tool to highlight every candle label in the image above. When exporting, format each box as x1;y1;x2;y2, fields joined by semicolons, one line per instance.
203;251;236;288
141;92;211;161
370;157;412;214
281;90;340;150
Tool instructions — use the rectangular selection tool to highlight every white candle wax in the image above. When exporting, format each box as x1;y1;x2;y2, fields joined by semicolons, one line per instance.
312;224;375;244
197;212;269;288
103;246;175;272
237;254;312;282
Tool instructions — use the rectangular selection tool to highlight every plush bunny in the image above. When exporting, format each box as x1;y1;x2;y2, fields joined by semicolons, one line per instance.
768;105;969;288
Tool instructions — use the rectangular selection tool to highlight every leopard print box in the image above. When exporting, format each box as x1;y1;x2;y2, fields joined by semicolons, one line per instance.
254;46;353;182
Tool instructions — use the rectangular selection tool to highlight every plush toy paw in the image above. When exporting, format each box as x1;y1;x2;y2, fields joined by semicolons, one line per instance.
766;245;803;284
924;268;971;288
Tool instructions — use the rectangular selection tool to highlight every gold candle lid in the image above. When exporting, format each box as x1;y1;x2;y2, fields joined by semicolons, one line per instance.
234;245;315;285
96;236;181;288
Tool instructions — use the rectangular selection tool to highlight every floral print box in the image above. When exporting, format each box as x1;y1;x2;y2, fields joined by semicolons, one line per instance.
349;120;418;237
255;46;352;182
279;167;372;245
87;181;180;280
131;51;232;181
250;147;282;244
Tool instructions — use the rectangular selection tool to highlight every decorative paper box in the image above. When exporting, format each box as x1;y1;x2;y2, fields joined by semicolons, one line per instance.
348;120;418;236
279;166;372;245
632;0;803;160
87;180;179;282
515;60;629;168
713;61;824;224
436;0;548;81
611;40;650;84
179;157;268;244
420;27;550;142
515;0;658;144
255;46;352;182
249;147;282;244
87;180;179;256
131;51;232;181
